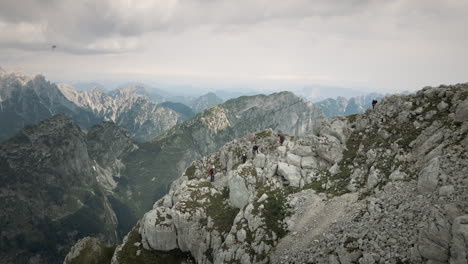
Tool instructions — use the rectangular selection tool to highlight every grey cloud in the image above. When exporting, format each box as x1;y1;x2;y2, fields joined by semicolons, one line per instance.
1;0;467;57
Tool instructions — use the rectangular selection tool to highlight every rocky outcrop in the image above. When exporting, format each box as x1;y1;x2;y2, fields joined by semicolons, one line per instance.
112;91;324;222
93;83;468;264
0;115;135;264
108;115;347;263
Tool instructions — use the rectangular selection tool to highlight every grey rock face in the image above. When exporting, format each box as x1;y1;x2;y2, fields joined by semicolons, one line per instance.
0;115;134;263
59;84;187;142
417;157;440;193
450;215;468;264
0;69;188;143
0;71;100;142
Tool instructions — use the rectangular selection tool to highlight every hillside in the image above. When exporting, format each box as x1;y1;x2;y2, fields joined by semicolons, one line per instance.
0;115;136;263
67;83;468;263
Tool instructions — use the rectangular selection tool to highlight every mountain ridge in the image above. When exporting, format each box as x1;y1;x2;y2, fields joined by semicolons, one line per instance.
67;83;468;264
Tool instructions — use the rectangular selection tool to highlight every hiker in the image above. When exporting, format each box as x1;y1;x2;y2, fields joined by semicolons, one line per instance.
279;135;285;145
241;153;247;164
372;99;378;109
208;166;215;182
252;145;259;155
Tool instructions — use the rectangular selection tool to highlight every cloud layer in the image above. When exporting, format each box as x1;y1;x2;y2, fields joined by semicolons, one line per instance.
1;0;467;91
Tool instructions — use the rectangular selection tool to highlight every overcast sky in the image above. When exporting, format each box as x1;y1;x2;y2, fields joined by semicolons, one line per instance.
1;0;467;95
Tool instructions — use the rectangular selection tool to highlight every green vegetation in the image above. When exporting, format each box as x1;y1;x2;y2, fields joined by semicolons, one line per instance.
206;188;240;234
240;166;257;178
252;185;292;239
255;130;273;139
185;164;197;180
116;226;194;264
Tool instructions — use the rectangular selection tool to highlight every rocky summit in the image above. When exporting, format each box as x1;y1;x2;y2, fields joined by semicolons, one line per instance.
66;83;467;264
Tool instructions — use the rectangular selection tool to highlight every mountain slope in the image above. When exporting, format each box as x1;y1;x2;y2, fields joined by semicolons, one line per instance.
189;92;224;113
76;83;468;264
111;91;324;222
58;84;187;142
0;115;136;263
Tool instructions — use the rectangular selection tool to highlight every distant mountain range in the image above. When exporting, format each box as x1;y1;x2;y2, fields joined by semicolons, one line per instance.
0;70;225;143
315;93;385;119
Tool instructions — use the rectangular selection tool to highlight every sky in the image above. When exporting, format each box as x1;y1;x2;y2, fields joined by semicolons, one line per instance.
1;0;467;97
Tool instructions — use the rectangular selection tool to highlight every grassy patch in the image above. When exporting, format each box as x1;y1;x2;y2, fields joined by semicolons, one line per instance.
255;130;273;139
185;164;197;180
206;188;240;234
252;185;292;239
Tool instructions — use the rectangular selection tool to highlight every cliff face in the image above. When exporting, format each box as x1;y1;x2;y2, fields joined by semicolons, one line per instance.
58;84;187;142
92;84;467;264
111;91;324;221
0;115;135;264
0;71;100;142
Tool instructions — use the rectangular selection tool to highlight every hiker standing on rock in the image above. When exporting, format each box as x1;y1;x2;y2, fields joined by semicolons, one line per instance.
241;153;247;164
208;166;215;182
372;99;378;109
279;135;285;145
252;145;259;156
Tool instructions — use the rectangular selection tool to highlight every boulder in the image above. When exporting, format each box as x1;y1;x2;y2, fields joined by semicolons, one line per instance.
450;215;468;264
286;152;302;167
367;166;380;189
417;157;440;193
253;153;266;168
438;185;454;196
455;100;468;122
228;173;251;209
389;169;406;181
290;145;314;157
277;162;302;187
140;208;178;251
301;156;318;169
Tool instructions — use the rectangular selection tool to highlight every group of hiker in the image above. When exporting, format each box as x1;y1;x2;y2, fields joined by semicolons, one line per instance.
207;134;288;182
207;100;379;182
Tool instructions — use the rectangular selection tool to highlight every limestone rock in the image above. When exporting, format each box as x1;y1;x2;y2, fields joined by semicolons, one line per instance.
286;153;302;168
277;162;302;187
450;215;468;264
417;157;440;193
229;172;251;209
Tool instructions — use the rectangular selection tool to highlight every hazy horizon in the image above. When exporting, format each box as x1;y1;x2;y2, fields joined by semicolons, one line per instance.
1;0;467;97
